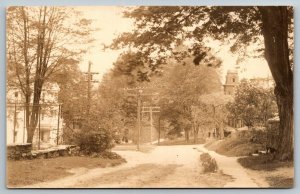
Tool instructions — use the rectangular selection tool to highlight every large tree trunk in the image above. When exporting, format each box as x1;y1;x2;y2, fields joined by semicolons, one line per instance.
259;7;293;160
26;103;40;143
26;7;48;144
275;88;293;160
26;81;43;143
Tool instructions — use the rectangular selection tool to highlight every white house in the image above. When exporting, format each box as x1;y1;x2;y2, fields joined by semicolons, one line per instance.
6;83;63;149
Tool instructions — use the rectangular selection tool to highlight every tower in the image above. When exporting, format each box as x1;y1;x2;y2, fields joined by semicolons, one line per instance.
223;69;239;96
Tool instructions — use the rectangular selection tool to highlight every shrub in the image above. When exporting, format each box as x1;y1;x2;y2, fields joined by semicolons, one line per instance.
75;125;114;154
200;153;218;173
237;130;252;138
166;134;177;140
98;151;124;160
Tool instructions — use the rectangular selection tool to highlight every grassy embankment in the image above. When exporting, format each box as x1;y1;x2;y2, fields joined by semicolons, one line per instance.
205;136;264;157
205;132;294;188
238;155;294;188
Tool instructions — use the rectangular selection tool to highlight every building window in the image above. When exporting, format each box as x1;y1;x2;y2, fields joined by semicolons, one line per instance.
232;78;235;83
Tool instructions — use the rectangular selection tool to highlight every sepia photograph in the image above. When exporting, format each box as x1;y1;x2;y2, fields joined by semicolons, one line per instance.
6;6;294;188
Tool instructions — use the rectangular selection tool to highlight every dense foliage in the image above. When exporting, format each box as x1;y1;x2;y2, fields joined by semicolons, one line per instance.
7;6;94;143
227;80;277;127
73;124;114;154
156;59;222;141
111;6;294;160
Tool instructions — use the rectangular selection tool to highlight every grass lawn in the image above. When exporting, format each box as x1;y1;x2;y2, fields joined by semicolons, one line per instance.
238;155;294;188
266;176;294;188
205;138;264;157
205;136;294;188
238;155;293;171
7;156;125;187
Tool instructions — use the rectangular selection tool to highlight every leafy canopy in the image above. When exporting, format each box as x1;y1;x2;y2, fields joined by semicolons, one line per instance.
227;80;277;127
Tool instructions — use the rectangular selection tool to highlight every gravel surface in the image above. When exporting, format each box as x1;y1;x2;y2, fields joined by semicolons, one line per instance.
25;144;263;188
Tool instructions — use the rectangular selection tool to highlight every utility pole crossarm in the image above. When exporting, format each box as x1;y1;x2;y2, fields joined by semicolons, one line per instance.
142;110;160;113
124;94;137;97
123;86;160;150
123;86;151;91
83;61;99;118
84;72;99;74
142;106;160;113
141;106;161;144
140;93;159;96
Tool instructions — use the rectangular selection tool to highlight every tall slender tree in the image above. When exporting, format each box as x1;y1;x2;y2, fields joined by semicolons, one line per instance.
7;6;94;143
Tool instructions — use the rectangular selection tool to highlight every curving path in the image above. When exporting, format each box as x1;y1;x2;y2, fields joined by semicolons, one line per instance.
25;144;261;188
197;145;260;188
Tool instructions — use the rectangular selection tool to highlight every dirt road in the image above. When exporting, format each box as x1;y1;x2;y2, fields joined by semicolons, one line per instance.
26;145;261;188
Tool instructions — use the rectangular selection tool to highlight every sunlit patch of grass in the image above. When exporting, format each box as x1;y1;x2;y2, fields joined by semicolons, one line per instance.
7;155;125;187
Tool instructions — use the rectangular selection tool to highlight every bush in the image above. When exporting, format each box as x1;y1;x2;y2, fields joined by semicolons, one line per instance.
166;134;177;140
75;126;114;154
200;153;218;173
89;151;126;163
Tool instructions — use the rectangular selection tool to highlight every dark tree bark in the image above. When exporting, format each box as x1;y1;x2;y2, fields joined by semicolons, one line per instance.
8;7;92;145
259;7;293;160
26;7;47;143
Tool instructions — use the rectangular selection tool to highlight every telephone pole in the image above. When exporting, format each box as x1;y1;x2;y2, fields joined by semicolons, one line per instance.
84;61;99;118
56;104;62;145
158;116;161;145
142;106;160;144
13;92;18;143
124;87;158;150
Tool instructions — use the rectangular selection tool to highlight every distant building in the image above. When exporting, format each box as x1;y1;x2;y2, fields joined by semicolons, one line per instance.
249;76;274;88
223;69;239;96
223;70;275;131
224;69;243;128
6;83;63;148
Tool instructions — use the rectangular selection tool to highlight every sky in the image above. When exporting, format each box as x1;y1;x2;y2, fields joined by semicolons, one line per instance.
76;6;272;84
76;6;133;81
